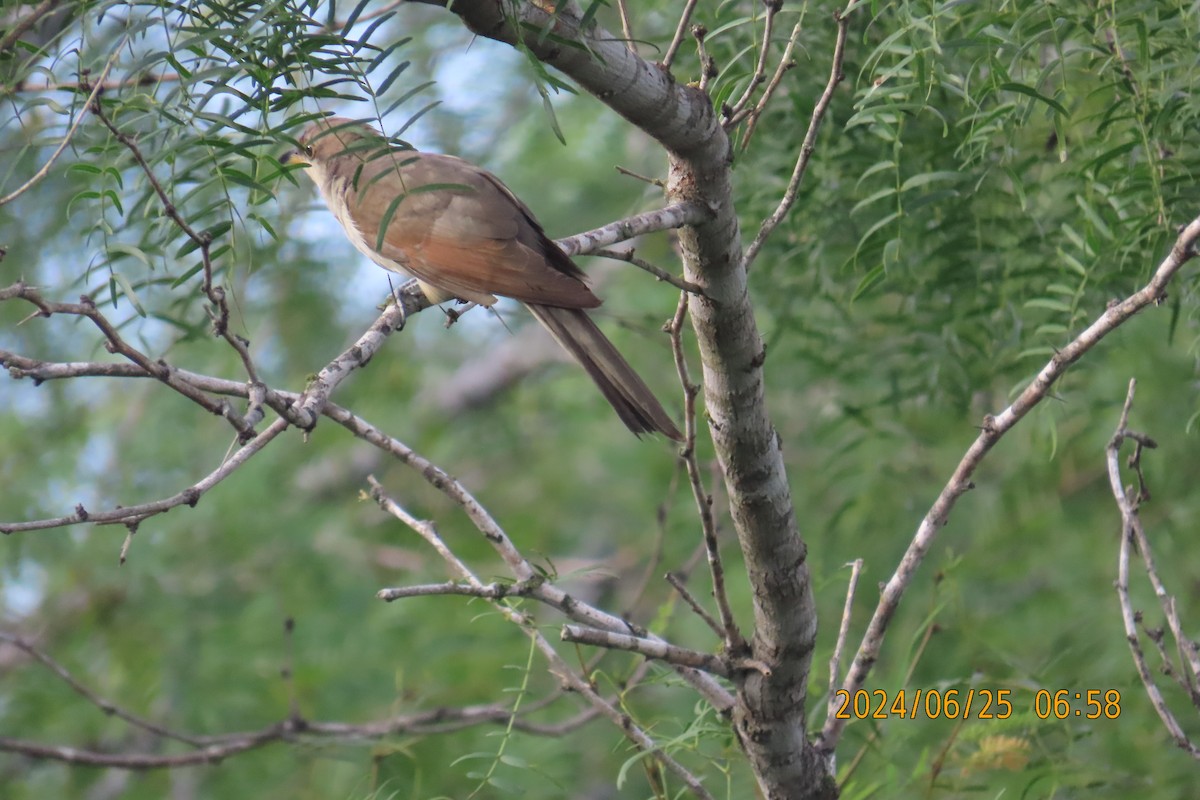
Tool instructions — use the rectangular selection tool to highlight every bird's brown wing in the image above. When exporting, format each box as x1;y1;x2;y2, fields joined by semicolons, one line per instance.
348;152;599;309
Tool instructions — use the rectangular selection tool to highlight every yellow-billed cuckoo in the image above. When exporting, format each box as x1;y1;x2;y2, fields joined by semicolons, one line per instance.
281;116;682;441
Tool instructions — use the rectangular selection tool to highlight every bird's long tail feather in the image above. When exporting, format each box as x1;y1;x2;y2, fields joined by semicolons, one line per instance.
525;303;683;441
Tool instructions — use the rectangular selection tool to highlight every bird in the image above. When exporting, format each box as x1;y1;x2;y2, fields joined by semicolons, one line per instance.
281;115;682;441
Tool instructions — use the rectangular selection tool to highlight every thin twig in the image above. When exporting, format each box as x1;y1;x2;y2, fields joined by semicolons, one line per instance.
1106;379;1200;757
0;418;287;534
379;580;540;602
614;0;634;51
0;50;119;207
693;26;716;93
725;0;781;123
666;571;724;639
291;286;422;429
743;2;855;271
359;462;734;713
0;0;59;54
826;558;863;720
561;625;731;677
595;247;706;295
554;201;711;258
615;165;665;187
0;631;209;746
88;101;262;383
667;293;745;654
366;482;716;799
662;0;700;69
734;21;804;148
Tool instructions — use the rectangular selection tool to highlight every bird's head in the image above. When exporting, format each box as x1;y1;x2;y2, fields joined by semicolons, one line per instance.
280;116;385;173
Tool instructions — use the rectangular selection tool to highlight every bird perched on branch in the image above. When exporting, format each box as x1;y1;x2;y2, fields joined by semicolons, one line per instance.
281;115;682;441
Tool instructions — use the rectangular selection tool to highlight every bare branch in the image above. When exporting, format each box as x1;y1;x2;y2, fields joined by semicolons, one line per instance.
614;164;664;187
379;581;536;601
743;3;855;271
614;0;634;51
819;215;1200;753
826;559;863;721
88;100;261;382
562;624;731;677
0;628;586;767
1;283;257;435
693;25;716;93
359;461;734;712
725;0;780;123
1107;381;1200;753
0;284;434;534
666;571;725;639
595;246;706;295
668;293;745;654
290;283;427;429
554;201;711;258
661;0;700;70
0;632;208;746
365;482;716;800
732;21;803;147
0;0;60;54
0;729;285;769
0;418;287;534
0;48;116;207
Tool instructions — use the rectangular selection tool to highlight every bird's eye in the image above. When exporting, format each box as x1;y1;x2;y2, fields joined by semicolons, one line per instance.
304;145;314;157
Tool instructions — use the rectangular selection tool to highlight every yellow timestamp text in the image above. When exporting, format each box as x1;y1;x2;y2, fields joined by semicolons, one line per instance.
1032;689;1121;720
831;688;1122;720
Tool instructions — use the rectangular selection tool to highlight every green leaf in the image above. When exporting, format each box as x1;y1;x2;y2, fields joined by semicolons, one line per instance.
851;263;887;302
998;81;1069;117
900;171;969;192
1023;298;1072;313
110;271;147;317
107;243;153;269
851;187;897;216
170;262;205;288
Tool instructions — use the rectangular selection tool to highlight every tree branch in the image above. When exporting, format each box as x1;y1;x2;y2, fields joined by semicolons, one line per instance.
561;624;731;677
366;482;716;800
1107;380;1200;755
0;283;257;439
668;293;744;653
89;100;260;382
724;0;780;122
820;214;1200;753
0;635;585;769
826;559;863;723
742;3;855;271
555;201;711;258
0;47;115;207
361;468;735;713
420;2;837;793
0;418;287;534
595;247;706;295
662;0;700;69
0;0;60;54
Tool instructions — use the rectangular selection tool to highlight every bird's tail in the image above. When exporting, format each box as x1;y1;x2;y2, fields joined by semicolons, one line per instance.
525;303;683;441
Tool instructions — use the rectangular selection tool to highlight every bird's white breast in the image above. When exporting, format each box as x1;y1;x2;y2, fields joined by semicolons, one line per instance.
310;162;410;277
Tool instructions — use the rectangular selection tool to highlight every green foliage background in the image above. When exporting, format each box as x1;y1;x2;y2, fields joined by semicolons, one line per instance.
2;0;1199;797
